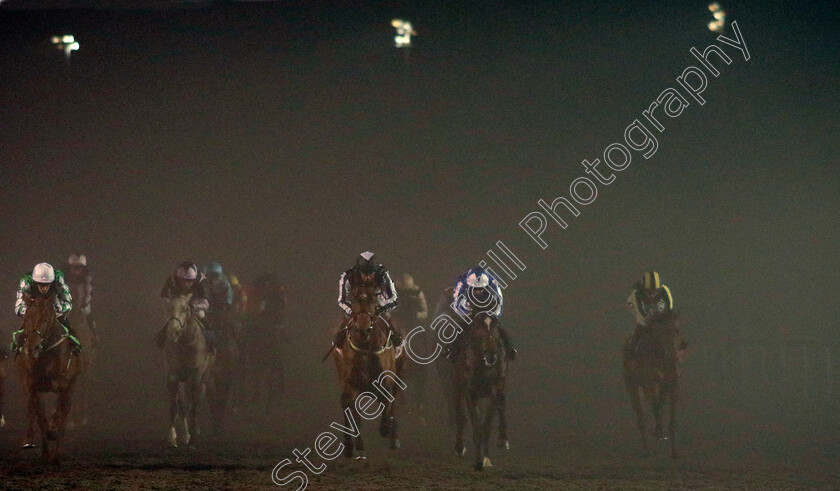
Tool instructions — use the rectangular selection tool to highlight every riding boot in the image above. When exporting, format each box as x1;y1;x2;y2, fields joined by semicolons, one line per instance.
498;327;517;361
10;328;23;354
389;326;403;347
59;316;83;355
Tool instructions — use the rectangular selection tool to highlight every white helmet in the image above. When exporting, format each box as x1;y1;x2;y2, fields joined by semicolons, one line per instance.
68;254;87;266
466;270;490;288
176;262;199;280
33;262;55;284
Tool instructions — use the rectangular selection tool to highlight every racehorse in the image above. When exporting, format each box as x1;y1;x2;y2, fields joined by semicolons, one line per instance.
622;310;684;458
15;294;82;463
161;295;214;447
239;292;286;414
331;283;402;459
66;305;95;428
451;312;509;470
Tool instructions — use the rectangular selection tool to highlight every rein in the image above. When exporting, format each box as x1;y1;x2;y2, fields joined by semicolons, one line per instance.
347;315;393;355
349;329;393;355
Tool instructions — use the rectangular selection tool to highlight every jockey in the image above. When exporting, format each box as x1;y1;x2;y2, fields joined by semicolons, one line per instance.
452;266;516;360
392;273;428;330
201;261;233;330
334;251;400;347
624;271;684;357
12;262;82;355
161;261;207;302
228;273;247;314
156;261;210;349
64;253;97;343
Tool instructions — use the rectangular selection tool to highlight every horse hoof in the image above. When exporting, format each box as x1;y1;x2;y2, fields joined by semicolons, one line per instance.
482;456;493;468
354;452;367;460
390;439;400;450
497;439;510;450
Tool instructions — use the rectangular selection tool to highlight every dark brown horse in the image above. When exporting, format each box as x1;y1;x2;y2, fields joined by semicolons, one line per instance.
622;310;684;458
452;313;508;470
15;294;82;463
331;283;402;459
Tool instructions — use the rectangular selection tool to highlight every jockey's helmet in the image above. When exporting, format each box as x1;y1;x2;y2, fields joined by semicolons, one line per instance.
466;268;491;288
641;271;661;290
176;262;199;280
68;254;87;267
203;261;223;276
33;262;55;284
355;251;380;275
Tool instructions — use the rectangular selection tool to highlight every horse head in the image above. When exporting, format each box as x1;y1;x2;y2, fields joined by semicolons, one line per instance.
467;313;502;367
20;293;58;359
348;284;389;352
165;297;197;346
642;310;683;365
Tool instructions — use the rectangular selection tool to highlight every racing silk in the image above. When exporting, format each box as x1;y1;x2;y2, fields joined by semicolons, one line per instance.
453;269;503;318
160;272;208;301
627;283;674;325
337;268;398;316
15;271;73;317
65;266;93;316
204;272;233;312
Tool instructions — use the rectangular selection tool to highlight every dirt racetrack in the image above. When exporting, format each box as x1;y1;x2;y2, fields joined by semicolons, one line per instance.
0;405;837;490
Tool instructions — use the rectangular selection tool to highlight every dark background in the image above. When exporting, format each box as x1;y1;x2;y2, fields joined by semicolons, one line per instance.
0;0;838;474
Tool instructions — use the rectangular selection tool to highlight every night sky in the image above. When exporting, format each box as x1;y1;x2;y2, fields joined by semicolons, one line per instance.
0;0;838;465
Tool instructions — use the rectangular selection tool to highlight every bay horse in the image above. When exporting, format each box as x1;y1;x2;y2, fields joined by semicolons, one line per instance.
161;295;214;447
622;310;685;458
15;294;82;463
331;283;402;459
452;312;509;470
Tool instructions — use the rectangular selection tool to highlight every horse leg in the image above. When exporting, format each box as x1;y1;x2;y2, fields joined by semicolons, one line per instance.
49;387;73;464
481;396;497;469
379;398;400;450
0;372;5;428
22;382;38;448
167;377;179;447
32;390;50;461
627;384;649;455
453;384;467;456
651;387;665;441
668;382;679;459
186;378;202;447
467;395;485;470
495;388;509;450
340;391;357;459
